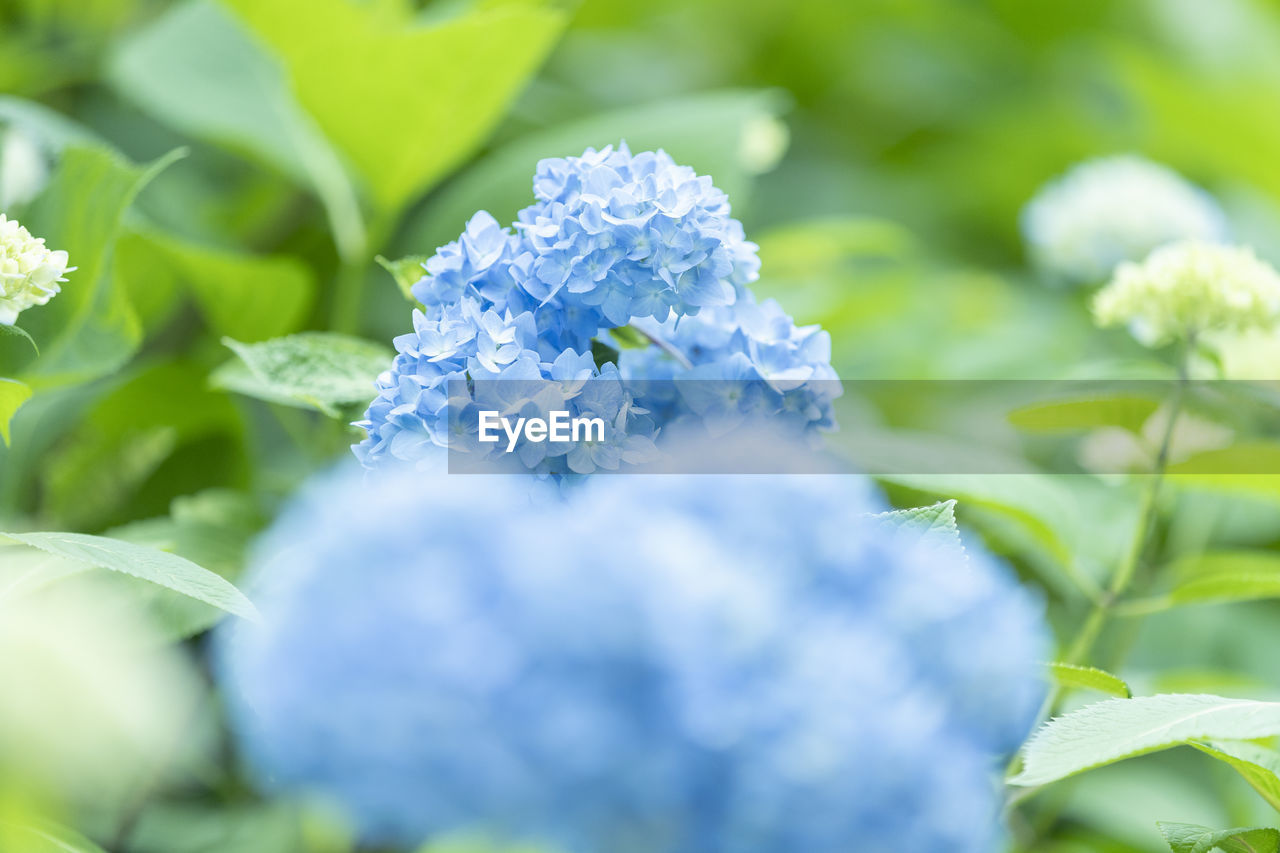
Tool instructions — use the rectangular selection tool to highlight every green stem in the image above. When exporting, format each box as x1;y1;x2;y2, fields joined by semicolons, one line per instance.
328;214;394;335
1011;348;1191;787
330;259;370;335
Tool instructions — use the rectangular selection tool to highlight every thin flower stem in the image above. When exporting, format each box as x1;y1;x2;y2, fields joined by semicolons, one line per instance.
1009;343;1192;787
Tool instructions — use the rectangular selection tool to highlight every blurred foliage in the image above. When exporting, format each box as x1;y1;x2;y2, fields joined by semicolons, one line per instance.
2;0;1280;850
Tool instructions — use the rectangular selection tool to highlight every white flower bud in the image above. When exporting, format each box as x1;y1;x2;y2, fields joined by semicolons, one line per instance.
0;213;70;325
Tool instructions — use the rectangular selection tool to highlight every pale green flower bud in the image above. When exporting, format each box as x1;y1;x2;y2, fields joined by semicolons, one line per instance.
0;213;69;326
1093;241;1280;347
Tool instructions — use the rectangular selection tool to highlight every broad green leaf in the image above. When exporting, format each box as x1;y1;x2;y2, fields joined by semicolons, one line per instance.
224;0;569;214
3;145;179;386
39;362;247;531
1192;741;1280;813
0;531;259;621
399;89;787;255
871;500;964;554
757;217;916;274
876;472;1092;593
1169;446;1280;503
1049;663;1133;699
375;254;428;303
1008;394;1161;434
1013;694;1280;788
1167;552;1280;608
2;818;109;853
132;230;314;342
1157;822;1280;853
107;0;366;257
0;377;31;444
212;332;391;416
0;96;101;151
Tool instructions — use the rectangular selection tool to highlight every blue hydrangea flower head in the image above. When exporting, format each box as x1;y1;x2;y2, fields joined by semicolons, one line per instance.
355;149;837;475
1021;155;1229;284
216;460;1047;852
617;295;841;439
516;143;761;326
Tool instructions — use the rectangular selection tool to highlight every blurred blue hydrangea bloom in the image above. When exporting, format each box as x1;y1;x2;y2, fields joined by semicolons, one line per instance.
353;145;838;474
1021;155;1229;284
216;462;1047;852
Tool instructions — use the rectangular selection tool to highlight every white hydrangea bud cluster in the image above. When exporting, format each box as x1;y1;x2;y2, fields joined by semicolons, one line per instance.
0;213;69;325
1093;241;1280;347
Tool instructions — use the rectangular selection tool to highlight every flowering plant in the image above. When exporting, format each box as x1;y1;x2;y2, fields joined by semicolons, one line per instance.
354;145;839;476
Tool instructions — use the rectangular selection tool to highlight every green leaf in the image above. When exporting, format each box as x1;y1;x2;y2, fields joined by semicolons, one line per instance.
3;818;109;853
3;145;180;387
398;89;787;255
375;254;428;303
1169;552;1280;607
590;339;620;371
1192;741;1280;814
1048;662;1133;699
212;332;391;416
132;229;314;342
0;377;31;444
107;0;366;258
0;531;259;622
0;323;38;355
609;325;653;351
1168;446;1280;503
1012;694;1280;788
0;97;102;152
871;500;964;554
38;362;247;531
1157;822;1280;853
1008;394;1161;433
877;474;1075;564
224;0;569;214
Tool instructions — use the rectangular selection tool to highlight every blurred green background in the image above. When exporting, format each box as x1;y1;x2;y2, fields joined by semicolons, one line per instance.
4;0;1280;851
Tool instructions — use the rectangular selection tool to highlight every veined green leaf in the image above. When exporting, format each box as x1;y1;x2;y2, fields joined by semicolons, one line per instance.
871;500;964;555
876;472;1093;594
0;377;31;444
1157;822;1280;853
1048;663;1132;699
1192;741;1280;814
212;332;391;416
1013;694;1280;788
224;0;568;214
0;531;259;621
1008;394;1161;434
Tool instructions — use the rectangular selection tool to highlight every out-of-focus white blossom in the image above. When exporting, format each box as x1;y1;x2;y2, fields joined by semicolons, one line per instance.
1022;156;1229;284
1093;241;1280;346
0;127;48;210
0;214;69;325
